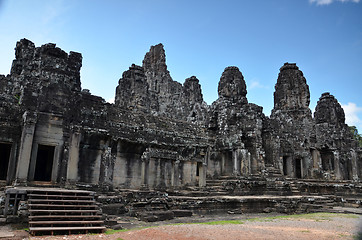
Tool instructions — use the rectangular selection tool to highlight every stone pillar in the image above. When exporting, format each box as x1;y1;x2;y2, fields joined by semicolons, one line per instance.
15;111;37;185
112;141;126;187
99;140;115;189
170;160;175;187
232;149;240;176
66;130;81;184
198;162;206;187
284;156;293;177
333;151;341;180
251;155;258;174
350;150;359;181
240;149;250;177
7;142;18;184
141;150;150;188
221;153;226;175
311;149;321;178
173;160;181;187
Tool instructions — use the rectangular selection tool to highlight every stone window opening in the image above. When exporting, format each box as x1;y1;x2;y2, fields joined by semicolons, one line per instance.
34;144;55;181
0;143;12;181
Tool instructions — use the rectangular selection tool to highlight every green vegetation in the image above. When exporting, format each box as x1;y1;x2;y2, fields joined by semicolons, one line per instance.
281;212;358;220
105;229;130;235
350;126;362;147
175;212;359;225
198;219;245;225
104;213;360;237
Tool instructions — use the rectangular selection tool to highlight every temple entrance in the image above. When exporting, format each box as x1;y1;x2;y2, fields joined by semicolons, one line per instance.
295;158;302;178
196;163;200;177
321;149;334;171
34;145;55;181
221;151;233;175
0;143;12;180
283;156;288;176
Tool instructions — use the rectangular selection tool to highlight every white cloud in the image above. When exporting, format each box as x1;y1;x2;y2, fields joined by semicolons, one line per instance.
248;80;269;90
42;0;68;25
310;0;360;5
107;97;115;104
341;102;362;127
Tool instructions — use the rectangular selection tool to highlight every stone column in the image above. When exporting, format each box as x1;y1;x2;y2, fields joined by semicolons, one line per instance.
333;151;341;180
99;139;115;190
15;111;37;185
240;149;250;177
173;160;181;187
350;150;359;181
66;130;81;184
141;149;150;188
232;149;239;176
311;149;321;178
198;162;206;187
251;155;258;174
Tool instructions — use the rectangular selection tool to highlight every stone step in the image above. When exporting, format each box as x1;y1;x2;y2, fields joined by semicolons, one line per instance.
172;210;193;217
138;211;175;222
28;199;95;204
29;226;106;235
29;215;102;220
25;188;105;236
29;220;104;225
29;209;101;214
28;194;93;200
28;204;98;209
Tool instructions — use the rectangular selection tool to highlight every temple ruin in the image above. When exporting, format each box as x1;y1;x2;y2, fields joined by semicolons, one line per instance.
0;39;361;231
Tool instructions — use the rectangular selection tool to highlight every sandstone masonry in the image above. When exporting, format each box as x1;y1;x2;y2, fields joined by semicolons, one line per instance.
0;39;360;192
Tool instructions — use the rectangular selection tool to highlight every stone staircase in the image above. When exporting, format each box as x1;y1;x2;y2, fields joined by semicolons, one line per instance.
297;195;336;213
204;178;232;195
264;164;283;179
289;181;301;195
27;188;105;235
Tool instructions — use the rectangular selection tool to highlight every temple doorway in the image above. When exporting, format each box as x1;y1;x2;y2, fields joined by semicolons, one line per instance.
321;149;334;171
34;145;55;181
283;156;288;176
0;143;12;180
295;158;302;178
221;151;233;175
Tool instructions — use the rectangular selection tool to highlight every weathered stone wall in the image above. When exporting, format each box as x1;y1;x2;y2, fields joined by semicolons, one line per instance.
269;63;314;179
207;67;265;178
115;44;208;124
314;92;358;180
0;39;360;192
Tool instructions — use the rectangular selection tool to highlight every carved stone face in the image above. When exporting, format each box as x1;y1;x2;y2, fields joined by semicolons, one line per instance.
218;66;247;99
274;63;310;111
314;92;345;125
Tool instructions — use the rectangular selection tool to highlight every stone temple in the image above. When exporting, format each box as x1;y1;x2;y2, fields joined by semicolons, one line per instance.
0;39;361;232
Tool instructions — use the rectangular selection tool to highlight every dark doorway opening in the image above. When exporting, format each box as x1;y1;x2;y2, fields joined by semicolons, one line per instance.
295;158;302;178
196;162;202;177
321;150;334;171
222;151;233;175
0;143;12;180
283;156;288;176
34;145;55;181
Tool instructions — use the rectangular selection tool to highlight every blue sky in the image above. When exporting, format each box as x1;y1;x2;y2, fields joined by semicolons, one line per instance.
0;0;361;131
